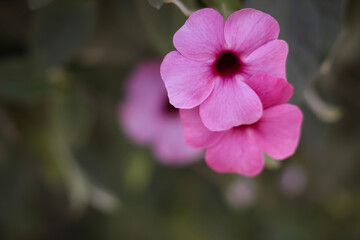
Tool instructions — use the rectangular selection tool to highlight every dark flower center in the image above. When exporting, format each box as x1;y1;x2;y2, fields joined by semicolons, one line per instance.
163;100;178;116
214;51;241;77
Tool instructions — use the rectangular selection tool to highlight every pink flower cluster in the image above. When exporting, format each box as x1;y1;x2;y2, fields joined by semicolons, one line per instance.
119;61;200;166
160;8;303;176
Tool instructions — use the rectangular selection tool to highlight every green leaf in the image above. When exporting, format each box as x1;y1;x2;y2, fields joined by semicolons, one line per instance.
27;0;54;10
147;0;165;9
32;0;96;68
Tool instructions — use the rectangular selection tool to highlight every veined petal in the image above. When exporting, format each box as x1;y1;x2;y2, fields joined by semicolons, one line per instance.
252;104;303;160
245;73;293;109
173;8;226;61
224;8;280;56
180;107;225;149
161;51;216;109
205;128;265;176
199;77;263;131
243;40;288;79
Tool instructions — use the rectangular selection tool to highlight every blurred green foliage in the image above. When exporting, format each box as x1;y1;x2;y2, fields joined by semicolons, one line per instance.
27;0;53;10
0;0;359;239
32;0;96;68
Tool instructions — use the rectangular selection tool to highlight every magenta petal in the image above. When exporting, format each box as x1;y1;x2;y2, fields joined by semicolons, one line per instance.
205;129;265;176
199;77;263;131
126;61;165;103
161;51;216;109
245;73;293;109
120;61;201;166
173;8;226;61
119;101;156;144
243;40;288;79
224;8;279;56
153;118;201;166
252;104;303;160
180;107;225;149
119;61;164;144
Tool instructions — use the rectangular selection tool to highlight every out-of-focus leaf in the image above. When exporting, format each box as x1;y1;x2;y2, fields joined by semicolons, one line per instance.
214;0;242;11
0;156;46;239
89;187;120;214
301;0;360;192
245;0;344;102
200;0;241;13
265;155;281;170
47;69;95;148
147;0;164;9
47;125;119;214
136;0;186;55
0;59;50;101
36;85;119;214
122;150;153;194
27;0;54;10
79;0;145;66
32;0;95;68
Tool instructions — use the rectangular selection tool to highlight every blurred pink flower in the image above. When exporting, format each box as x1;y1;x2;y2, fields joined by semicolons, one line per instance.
180;74;303;176
225;178;257;209
161;8;288;131
119;61;200;166
280;164;307;197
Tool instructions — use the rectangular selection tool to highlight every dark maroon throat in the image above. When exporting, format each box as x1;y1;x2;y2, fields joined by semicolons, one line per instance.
214;51;241;77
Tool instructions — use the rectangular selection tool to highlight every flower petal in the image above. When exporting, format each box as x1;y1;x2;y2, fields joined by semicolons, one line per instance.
126;61;165;103
153;117;201;166
199;77;263;131
243;40;288;79
224;8;279;56
180;107;225;149
205;128;265;176
161;51;216;109
173;8;226;61
119;101;157;144
119;61;165;143
252;104;303;160
244;73;293;109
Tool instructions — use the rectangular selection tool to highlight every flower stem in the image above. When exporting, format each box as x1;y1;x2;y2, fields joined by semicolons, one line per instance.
303;86;342;123
165;0;193;16
220;3;231;18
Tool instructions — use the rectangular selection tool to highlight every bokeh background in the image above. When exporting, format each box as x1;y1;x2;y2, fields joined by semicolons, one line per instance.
0;0;360;239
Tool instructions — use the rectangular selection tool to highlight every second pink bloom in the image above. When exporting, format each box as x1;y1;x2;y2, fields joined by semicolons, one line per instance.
180;74;303;176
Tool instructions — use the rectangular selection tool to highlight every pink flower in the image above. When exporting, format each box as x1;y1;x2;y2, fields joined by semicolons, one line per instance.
180;74;303;176
225;178;257;209
280;164;307;197
161;8;288;131
118;61;200;166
